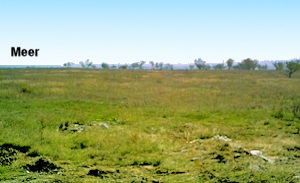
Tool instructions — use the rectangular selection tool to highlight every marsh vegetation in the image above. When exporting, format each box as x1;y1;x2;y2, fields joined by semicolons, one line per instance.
0;69;299;182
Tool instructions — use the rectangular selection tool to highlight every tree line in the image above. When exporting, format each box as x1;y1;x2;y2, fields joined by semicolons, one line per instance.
63;58;300;78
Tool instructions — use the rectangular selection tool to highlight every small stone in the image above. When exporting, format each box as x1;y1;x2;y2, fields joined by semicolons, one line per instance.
189;139;199;144
143;165;154;170
99;123;109;129
250;150;262;156
212;134;232;142
250;150;274;164
70;128;78;133
293;175;300;180
191;157;200;161
260;155;275;164
234;153;241;159
249;164;260;171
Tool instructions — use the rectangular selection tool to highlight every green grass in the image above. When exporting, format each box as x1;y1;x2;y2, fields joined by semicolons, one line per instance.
0;69;299;182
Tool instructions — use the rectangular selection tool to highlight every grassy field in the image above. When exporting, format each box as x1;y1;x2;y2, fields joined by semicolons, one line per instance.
0;69;299;182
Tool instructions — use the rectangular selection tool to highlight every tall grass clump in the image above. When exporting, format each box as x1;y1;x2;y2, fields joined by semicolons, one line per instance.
272;95;300;121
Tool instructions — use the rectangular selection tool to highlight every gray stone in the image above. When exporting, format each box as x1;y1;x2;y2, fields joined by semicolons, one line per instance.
249;164;260;171
234;153;241;159
99;123;109;129
293;175;300;180
259;155;274;164
250;150;274;164
191;157;200;161
212;134;232;142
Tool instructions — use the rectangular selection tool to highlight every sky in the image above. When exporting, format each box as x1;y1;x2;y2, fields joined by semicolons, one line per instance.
1;0;300;65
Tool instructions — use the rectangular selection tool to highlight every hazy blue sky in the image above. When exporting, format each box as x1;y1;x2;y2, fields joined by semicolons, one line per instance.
1;0;299;65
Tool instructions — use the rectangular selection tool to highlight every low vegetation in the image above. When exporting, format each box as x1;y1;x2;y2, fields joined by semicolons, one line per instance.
0;69;299;182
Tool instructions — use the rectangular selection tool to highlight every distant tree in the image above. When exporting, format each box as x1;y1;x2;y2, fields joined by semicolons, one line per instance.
63;62;74;68
285;60;300;78
119;64;128;69
111;65;117;69
154;62;164;70
131;61;146;69
203;64;211;70
236;58;258;70
189;64;195;70
101;62;109;69
226;58;234;70
257;64;268;70
273;62;285;71
164;63;173;70
213;63;225;70
149;61;155;70
232;65;239;70
194;58;206;70
130;62;139;69
139;60;146;69
149;61;165;70
79;59;95;69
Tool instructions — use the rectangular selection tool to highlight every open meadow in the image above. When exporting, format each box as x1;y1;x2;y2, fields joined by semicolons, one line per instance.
0;69;299;182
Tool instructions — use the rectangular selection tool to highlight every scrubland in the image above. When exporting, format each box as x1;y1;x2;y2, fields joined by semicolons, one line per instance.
0;69;299;182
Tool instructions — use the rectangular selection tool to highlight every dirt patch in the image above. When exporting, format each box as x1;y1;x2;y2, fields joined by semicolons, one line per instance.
0;143;30;166
23;158;61;173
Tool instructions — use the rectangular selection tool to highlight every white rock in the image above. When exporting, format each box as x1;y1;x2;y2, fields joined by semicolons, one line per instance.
189;139;199;144
212;134;232;142
260;155;275;164
250;150;274;164
250;150;263;156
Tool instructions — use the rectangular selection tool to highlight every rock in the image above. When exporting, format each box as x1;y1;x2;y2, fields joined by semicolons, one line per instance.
250;150;262;156
180;149;188;153
293;175;300;180
59;122;86;133
249;164;260;171
250;150;274;164
189;139;199;144
191;157;200;161
99;123;109;129
143;165;155;170
58;122;68;131
259;155;275;164
212;134;232;142
234;153;241;159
